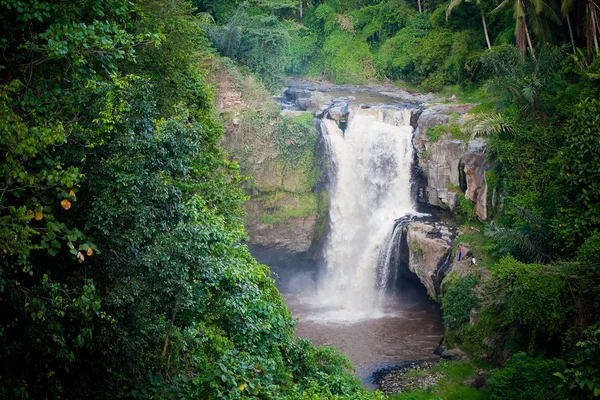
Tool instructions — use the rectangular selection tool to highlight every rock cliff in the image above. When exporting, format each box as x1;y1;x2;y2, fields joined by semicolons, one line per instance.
413;104;489;221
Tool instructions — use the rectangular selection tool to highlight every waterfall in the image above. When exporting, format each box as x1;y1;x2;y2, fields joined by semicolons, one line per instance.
314;106;416;321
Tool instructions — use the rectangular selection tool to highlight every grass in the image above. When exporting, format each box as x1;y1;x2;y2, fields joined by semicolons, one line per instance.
436;85;491;105
454;224;497;268
426;123;471;143
447;183;461;192
388;361;490;400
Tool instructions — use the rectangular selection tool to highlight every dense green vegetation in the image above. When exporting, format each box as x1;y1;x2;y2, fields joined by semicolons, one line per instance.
191;0;600;399
0;1;375;398
2;0;600;398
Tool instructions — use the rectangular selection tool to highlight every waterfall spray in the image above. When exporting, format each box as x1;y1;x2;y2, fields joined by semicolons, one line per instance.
314;106;416;321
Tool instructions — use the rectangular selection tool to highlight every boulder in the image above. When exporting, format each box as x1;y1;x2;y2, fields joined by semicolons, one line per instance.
327;103;349;123
440;348;469;361
406;221;454;300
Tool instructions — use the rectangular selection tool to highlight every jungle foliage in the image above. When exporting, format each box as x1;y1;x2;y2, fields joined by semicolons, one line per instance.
0;0;377;398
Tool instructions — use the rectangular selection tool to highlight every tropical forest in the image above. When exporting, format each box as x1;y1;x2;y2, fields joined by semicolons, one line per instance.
1;0;599;399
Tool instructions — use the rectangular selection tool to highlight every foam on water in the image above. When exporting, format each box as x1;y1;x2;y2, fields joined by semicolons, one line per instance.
315;106;416;322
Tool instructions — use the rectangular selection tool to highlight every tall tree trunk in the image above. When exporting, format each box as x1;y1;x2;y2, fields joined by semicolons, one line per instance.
567;13;576;53
481;9;492;49
593;6;600;54
524;17;536;59
418;0;423;13
299;0;303;18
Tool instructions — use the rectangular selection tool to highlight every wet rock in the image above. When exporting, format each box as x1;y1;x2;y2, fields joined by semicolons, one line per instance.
468;138;486;154
286;77;437;105
440;348;469;361
406;221;455;300
283;88;334;111
327;103;349;122
413;104;489;221
433;345;447;356
417;110;451;133
415;135;465;210
245;198;317;254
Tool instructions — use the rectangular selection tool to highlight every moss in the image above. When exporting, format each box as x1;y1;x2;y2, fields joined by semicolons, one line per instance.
256;192;317;226
314;191;330;239
410;240;423;257
426;123;470;143
455;193;476;224
447;183;461;192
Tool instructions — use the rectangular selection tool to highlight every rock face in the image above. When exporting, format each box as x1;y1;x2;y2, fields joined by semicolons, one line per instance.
406;221;455;300
416;136;465;210
244;199;317;253
463;138;488;220
414;103;489;221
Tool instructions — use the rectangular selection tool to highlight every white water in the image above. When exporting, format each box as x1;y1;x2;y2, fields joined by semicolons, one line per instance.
312;106;416;322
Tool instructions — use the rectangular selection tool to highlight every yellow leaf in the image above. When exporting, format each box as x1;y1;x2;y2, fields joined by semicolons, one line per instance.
61;199;71;210
34;211;43;220
87;247;93;256
27;209;34;217
69;190;75;197
238;383;247;391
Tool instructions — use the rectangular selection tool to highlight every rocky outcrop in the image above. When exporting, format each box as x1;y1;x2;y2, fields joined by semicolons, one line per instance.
414;104;489;221
405;221;455;300
286;78;437;105
244;198;317;253
415;136;465;210
283;88;334;112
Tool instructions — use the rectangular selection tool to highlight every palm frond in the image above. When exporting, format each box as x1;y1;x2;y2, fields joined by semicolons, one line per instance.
447;0;465;17
465;112;515;138
485;222;552;263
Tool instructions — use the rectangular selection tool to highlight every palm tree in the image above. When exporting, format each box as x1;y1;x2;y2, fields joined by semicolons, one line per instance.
560;0;576;52
447;0;493;49
492;0;561;56
584;0;600;55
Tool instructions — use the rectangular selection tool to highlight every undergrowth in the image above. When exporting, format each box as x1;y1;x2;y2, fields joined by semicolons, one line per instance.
389;361;489;400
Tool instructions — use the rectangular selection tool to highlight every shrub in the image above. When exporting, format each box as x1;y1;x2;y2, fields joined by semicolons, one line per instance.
556;325;600;399
456;193;477;224
487;352;566;400
442;274;480;330
487;257;571;348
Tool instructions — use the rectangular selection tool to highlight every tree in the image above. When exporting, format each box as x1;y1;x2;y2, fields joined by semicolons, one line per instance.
492;0;561;56
447;0;493;49
584;0;600;55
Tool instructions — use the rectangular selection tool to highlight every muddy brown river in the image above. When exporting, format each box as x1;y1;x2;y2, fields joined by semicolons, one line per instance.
252;247;444;385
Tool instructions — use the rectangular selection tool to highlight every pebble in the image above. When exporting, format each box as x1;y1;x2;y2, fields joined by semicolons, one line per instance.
377;361;442;395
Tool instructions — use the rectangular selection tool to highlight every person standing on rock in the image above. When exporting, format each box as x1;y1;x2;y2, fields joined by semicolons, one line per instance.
457;245;462;261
